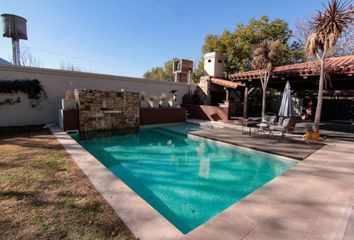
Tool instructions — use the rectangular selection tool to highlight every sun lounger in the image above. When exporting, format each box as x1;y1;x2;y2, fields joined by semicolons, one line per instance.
254;113;276;135
269;117;291;141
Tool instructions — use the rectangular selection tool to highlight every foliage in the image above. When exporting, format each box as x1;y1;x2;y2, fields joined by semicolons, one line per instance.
139;91;146;101
0;97;21;106
305;0;353;133
60;61;82;72
145;16;306;83
143;58;177;81
197;16;306;78
148;95;157;101
0;79;46;107
159;93;167;101
305;0;353;57
252;40;282;119
65;89;74;100
331;24;354;55
288;41;307;63
252;40;281;71
295;19;353;57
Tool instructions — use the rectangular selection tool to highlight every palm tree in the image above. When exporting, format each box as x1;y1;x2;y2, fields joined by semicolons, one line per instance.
305;0;353;133
252;39;281;119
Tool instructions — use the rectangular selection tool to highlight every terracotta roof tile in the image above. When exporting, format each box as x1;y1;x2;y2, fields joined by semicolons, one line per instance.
211;78;245;88
229;55;354;81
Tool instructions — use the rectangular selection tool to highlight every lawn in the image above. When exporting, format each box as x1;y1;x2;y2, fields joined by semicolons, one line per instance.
0;128;136;240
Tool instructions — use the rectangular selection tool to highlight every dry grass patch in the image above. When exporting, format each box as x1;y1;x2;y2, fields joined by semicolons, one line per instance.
0;129;136;240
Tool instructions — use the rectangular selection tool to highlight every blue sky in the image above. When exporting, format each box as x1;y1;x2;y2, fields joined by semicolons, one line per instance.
1;0;326;77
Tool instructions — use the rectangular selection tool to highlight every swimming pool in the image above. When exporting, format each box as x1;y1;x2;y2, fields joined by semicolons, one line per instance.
70;123;295;233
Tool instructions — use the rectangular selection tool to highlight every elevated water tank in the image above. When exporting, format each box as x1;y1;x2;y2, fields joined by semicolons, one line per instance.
2;14;28;40
173;59;193;74
173;59;193;83
204;52;226;78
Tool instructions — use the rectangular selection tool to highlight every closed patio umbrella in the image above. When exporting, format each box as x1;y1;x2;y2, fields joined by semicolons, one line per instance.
278;81;292;118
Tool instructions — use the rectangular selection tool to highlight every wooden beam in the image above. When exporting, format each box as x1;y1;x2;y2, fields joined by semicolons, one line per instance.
247;87;255;95
224;87;229;102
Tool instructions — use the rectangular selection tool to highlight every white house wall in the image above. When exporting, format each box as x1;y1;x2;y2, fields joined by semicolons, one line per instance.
0;65;193;126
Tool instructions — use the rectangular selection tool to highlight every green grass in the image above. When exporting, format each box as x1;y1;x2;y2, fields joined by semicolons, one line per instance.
0;129;136;240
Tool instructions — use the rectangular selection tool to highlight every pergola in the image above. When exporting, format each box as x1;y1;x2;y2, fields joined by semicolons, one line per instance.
229;54;354;90
211;55;354;119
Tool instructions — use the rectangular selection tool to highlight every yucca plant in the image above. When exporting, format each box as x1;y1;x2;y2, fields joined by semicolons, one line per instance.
147;95;157;108
148;95;156;102
305;0;353;133
65;89;73;100
159;93;167;101
139;91;145;102
158;93;167;108
252;39;281;119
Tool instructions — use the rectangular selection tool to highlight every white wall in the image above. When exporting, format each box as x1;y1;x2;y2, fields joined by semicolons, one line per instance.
0;65;193;126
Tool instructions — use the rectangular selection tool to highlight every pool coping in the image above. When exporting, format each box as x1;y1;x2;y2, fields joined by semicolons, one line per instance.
182;135;354;240
51;125;354;240
50;126;184;240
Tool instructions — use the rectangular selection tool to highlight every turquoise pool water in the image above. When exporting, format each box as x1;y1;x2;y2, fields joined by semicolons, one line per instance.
70;123;295;233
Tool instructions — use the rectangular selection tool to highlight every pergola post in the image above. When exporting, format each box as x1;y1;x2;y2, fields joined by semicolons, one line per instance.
243;85;248;119
224;87;229;102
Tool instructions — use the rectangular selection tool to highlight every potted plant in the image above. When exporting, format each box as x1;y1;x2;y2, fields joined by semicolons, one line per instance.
168;90;178;108
148;95;156;108
304;122;320;141
168;98;176;108
304;123;313;141
159;93;167;108
61;89;76;110
139;91;146;108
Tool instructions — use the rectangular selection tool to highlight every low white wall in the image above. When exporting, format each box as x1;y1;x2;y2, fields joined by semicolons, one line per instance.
0;65;193;126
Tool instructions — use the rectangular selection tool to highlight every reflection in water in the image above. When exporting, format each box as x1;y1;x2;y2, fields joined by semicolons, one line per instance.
196;142;210;178
199;158;210;178
71;123;295;234
196;142;205;155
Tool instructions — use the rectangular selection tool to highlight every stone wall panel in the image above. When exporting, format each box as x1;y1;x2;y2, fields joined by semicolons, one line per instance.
76;89;139;132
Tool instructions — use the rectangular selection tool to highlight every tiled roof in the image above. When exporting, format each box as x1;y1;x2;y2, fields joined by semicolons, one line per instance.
211;77;245;88
229;55;354;81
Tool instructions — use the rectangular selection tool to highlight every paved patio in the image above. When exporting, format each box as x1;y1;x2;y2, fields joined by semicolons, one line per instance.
181;138;354;240
52;122;354;240
189;126;324;160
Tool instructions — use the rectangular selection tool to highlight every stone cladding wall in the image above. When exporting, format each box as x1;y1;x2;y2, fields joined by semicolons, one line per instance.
196;76;211;104
76;89;139;132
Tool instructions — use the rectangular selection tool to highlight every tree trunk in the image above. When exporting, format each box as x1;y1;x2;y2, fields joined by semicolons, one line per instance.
243;85;248;119
261;86;266;120
313;58;325;133
259;71;270;120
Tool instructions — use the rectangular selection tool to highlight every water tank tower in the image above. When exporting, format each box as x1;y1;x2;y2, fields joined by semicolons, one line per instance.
173;59;193;84
1;14;28;66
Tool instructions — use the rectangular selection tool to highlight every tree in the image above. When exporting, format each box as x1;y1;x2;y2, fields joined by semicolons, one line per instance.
331;23;354;55
305;0;353;133
252;40;281;119
143;58;177;81
197;16;305;77
60;61;82;71
296;17;353;57
20;47;41;67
